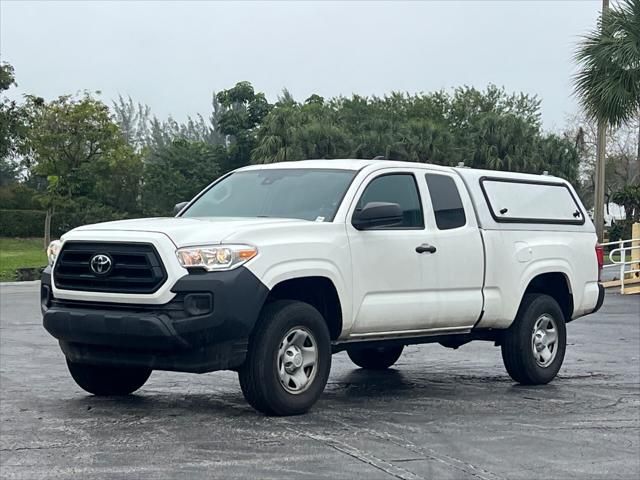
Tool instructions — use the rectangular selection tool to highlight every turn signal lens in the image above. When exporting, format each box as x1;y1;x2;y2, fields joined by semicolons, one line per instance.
176;244;257;271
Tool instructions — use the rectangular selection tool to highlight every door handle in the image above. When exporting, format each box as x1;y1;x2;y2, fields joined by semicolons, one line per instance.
415;243;437;254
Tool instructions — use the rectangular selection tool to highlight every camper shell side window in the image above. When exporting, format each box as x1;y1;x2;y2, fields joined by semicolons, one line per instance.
479;177;585;225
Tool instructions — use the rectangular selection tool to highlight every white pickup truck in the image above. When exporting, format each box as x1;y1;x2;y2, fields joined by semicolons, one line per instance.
42;159;605;416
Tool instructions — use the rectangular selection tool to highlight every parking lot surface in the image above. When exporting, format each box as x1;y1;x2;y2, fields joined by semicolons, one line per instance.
1;282;639;479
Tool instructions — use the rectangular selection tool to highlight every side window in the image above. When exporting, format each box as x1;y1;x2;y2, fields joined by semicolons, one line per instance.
425;174;466;230
356;174;424;228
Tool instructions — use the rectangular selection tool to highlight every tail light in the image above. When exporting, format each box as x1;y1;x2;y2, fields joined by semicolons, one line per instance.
595;244;604;281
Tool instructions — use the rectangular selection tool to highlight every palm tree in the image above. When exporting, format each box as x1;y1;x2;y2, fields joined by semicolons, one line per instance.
574;0;640;240
251;102;303;164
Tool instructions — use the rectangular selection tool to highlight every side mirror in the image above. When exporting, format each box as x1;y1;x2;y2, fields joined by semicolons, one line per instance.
352;202;403;230
174;201;189;215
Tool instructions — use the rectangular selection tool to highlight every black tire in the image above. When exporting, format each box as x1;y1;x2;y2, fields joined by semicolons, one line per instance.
238;300;331;416
347;345;404;370
501;294;567;385
66;359;151;396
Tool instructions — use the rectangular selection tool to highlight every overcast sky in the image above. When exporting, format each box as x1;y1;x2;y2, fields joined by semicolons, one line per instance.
1;1;601;130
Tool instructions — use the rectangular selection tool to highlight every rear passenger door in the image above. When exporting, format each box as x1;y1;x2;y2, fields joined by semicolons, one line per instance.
416;171;484;330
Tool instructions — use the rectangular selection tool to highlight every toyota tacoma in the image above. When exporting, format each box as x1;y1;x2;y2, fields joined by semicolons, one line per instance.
41;159;605;415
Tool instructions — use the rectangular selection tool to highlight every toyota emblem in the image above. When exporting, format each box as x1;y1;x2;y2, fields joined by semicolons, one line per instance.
90;254;113;275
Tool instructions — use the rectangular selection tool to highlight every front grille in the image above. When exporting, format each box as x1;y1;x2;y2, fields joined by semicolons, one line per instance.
54;242;167;294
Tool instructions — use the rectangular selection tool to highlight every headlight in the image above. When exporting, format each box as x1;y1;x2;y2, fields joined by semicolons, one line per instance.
176;244;258;271
46;240;62;267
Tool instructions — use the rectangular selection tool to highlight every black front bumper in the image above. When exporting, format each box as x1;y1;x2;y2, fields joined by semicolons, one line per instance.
41;267;269;373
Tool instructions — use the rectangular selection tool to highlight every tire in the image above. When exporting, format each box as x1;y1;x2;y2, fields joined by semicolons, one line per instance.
347;345;404;370
501;294;567;385
66;359;152;396
238;300;331;416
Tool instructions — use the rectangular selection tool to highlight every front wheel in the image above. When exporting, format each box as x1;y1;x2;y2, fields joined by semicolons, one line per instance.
238;300;331;416
501;294;567;385
66;359;151;396
347;345;404;370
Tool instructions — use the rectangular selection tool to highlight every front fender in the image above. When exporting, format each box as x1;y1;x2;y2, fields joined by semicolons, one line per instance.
245;258;353;334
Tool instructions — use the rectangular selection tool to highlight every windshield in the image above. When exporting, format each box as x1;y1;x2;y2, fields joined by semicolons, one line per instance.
181;168;356;222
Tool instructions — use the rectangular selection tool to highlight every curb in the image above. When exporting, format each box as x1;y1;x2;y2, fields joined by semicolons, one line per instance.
0;280;41;287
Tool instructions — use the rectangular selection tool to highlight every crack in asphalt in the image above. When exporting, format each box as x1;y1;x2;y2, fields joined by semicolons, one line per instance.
286;427;423;480
0;444;72;452
279;407;508;480
322;413;507;480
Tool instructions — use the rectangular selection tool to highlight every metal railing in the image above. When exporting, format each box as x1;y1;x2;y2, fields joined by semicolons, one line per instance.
601;238;640;294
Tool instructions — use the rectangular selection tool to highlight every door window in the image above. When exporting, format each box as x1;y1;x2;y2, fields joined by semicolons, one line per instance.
425;174;466;230
355;174;424;229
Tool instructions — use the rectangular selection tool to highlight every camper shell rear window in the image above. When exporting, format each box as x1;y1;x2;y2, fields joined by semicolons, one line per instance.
479;177;585;225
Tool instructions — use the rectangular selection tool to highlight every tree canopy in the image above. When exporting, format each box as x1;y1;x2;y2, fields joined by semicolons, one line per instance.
0;61;610;239
574;0;640;127
250;85;578;181
0;62;26;186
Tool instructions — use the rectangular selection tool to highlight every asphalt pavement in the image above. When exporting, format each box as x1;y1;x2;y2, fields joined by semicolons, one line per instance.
1;282;639;479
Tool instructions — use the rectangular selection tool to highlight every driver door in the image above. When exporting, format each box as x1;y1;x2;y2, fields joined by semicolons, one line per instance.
347;169;431;335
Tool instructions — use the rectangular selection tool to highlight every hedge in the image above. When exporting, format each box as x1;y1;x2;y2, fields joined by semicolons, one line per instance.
1;204;134;238
0;209;46;237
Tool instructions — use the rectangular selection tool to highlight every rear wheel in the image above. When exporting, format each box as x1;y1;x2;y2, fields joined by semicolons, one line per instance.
238;300;331;416
66;359;151;396
501;294;566;385
347;345;404;370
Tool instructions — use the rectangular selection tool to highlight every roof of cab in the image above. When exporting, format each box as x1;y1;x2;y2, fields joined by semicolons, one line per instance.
237;159;457;173
238;159;567;183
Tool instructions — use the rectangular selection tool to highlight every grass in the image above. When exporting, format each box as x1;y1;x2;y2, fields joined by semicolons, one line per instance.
0;238;47;282
606;252;640;264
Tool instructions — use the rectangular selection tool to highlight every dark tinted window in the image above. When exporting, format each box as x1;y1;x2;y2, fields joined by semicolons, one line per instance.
425;174;466;229
182;169;355;222
356;174;424;228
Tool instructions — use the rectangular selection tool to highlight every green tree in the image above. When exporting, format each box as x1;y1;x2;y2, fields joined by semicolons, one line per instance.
574;0;640;131
112;95;152;151
0;62;26;185
611;183;640;240
251;90;305;163
250;86;579;184
612;184;640;223
142;139;225;215
216;81;271;172
113;94;226;154
25;93;142;245
296;121;350;160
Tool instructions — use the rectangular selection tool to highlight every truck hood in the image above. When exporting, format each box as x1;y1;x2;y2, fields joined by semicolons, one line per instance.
70;217;310;247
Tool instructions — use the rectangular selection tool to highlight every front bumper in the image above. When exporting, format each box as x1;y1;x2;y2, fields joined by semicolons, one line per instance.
41;267;269;373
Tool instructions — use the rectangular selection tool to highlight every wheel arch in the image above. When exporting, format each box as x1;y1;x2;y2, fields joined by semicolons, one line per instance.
265;276;344;341
518;271;574;323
